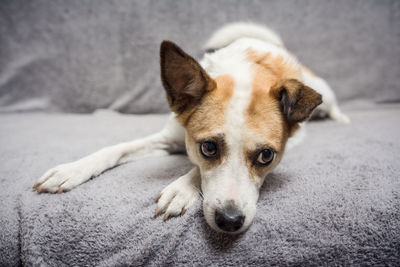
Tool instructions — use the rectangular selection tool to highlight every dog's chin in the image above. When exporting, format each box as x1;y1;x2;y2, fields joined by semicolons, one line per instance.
202;201;255;235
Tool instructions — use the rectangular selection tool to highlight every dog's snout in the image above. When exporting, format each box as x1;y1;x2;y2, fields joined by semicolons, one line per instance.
215;204;245;232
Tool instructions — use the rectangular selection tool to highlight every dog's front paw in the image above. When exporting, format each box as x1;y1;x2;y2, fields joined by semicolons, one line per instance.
33;161;93;193
155;170;201;221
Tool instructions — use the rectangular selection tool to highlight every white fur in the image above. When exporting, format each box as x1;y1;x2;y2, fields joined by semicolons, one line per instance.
204;22;284;51
35;114;186;193
201;42;259;233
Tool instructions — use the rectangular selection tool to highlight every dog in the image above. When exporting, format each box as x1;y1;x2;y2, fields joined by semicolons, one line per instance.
33;22;349;234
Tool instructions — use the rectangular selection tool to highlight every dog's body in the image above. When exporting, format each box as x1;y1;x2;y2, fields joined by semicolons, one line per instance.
33;23;349;234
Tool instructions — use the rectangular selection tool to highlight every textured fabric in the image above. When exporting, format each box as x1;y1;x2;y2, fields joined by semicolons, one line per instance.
0;103;399;266
1;0;400;114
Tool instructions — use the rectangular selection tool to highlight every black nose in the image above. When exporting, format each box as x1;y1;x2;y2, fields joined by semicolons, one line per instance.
215;206;245;232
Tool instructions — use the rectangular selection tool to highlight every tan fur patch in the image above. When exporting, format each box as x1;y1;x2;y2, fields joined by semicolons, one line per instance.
246;49;303;85
182;75;235;169
245;49;303;148
246;91;289;152
245;50;303;179
245;87;289;182
181;74;234;140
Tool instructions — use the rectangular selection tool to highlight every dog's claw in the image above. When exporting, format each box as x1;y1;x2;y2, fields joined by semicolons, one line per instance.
163;213;170;221
155;172;200;222
57;188;63;194
37;187;45;193
32;183;41;189
154;208;161;216
181;208;186;215
155;193;162;202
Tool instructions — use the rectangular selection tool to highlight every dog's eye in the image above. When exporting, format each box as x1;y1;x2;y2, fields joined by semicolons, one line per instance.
256;149;274;166
200;141;218;158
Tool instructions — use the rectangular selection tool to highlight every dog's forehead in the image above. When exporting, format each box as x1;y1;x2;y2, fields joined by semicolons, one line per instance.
219;51;289;151
188;46;300;152
185;74;234;139
245;78;288;152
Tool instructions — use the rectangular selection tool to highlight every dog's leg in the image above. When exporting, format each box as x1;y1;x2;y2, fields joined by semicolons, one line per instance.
33;114;186;193
155;167;201;220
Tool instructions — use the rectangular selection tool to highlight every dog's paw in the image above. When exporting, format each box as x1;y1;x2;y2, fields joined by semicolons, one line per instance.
33;161;93;193
155;172;201;221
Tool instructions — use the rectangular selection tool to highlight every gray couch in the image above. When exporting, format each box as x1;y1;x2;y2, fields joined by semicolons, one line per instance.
1;1;399;266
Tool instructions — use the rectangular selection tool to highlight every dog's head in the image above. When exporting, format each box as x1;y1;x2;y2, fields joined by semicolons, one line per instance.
160;41;322;233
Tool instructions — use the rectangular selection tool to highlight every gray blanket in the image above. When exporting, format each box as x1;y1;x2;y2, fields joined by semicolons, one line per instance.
1;0;400;266
0;102;399;266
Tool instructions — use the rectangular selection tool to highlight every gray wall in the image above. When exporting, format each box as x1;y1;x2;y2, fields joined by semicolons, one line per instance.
1;0;399;113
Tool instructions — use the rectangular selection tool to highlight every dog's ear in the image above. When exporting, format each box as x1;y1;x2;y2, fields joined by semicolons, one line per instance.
271;79;322;123
160;40;216;114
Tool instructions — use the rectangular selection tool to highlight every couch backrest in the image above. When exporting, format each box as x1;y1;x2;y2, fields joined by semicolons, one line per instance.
1;0;399;113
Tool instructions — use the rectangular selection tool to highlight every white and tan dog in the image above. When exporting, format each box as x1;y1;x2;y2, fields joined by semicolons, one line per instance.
33;23;349;234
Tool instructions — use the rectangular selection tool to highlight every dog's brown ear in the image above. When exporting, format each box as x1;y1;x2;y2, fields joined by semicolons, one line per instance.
160;41;216;114
271;79;322;123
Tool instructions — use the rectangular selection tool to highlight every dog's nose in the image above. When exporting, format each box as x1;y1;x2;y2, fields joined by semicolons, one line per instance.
215;206;245;232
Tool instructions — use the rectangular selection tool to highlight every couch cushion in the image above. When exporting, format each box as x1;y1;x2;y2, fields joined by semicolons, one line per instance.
0;104;399;266
1;0;399;114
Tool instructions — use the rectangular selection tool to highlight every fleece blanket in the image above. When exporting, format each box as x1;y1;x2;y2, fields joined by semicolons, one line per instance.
0;102;399;266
